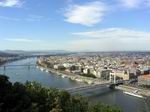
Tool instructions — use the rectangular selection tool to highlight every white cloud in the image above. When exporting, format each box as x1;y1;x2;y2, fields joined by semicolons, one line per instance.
69;28;150;51
64;1;107;26
25;15;44;22
4;38;41;43
0;16;21;21
24;15;51;22
120;0;150;8
73;28;150;38
0;15;50;22
0;0;23;7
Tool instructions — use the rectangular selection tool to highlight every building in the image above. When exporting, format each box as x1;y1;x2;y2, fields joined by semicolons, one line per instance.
92;70;101;78
110;71;129;80
138;75;150;86
54;64;65;70
83;68;90;74
110;69;141;81
100;69;111;80
63;63;72;68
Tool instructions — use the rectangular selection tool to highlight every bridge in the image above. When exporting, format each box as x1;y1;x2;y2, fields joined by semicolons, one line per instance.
0;64;36;70
66;74;120;97
66;83;113;96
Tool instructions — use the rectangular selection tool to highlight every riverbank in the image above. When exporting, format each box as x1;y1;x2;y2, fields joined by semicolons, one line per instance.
37;65;109;85
116;85;150;97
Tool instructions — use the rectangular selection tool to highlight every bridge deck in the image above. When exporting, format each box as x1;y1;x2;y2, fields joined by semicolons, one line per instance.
66;82;113;96
0;64;36;67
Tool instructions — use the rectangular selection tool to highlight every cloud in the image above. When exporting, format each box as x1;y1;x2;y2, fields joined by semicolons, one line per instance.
25;15;44;22
0;15;50;22
4;38;41;43
120;0;150;8
63;0;150;27
69;28;150;51
64;1;107;26
0;16;21;21
73;28;150;38
0;0;23;7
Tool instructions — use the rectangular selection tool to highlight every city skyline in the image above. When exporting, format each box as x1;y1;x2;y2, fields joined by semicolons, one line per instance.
0;0;150;51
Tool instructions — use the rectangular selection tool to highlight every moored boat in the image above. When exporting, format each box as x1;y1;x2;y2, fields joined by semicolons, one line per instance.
40;68;45;71
62;74;67;78
46;69;49;73
123;91;144;99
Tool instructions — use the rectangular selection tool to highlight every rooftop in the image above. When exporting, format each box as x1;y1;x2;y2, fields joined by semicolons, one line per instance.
142;75;150;79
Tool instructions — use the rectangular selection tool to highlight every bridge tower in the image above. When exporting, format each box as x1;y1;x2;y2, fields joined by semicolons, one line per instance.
28;64;30;70
109;73;116;84
113;75;116;84
109;74;116;89
3;66;6;75
109;74;112;82
4;66;6;71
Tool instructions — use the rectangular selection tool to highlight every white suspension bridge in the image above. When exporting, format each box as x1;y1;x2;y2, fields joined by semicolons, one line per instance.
66;74;121;96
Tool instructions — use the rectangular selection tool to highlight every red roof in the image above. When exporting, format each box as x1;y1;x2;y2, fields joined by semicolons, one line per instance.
143;75;150;79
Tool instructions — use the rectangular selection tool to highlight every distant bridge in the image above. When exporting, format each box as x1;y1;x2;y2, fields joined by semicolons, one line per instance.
2;64;35;67
0;64;36;70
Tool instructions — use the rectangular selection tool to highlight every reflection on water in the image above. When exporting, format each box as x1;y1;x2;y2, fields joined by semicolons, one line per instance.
0;58;148;112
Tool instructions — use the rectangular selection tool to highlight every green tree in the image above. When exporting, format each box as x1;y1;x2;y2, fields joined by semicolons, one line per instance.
0;74;122;112
89;103;121;112
70;95;89;112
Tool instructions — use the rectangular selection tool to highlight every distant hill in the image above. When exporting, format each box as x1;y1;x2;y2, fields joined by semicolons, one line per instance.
0;51;18;57
3;50;73;56
4;50;26;54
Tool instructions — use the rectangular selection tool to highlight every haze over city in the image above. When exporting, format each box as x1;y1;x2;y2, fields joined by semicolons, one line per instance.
0;0;150;51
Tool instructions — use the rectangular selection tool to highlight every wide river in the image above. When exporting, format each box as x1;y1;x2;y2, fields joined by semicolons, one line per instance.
0;58;148;112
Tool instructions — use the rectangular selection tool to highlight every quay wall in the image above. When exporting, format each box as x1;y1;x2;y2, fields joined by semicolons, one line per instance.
37;63;109;85
116;85;150;97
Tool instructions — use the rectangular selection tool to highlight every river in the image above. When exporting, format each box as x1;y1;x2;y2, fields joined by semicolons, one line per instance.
0;58;148;112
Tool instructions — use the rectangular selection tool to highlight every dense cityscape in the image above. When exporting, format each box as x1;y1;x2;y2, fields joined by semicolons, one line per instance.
37;52;150;86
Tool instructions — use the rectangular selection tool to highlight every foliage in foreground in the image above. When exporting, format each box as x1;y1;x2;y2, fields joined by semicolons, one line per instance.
0;75;121;112
146;97;150;111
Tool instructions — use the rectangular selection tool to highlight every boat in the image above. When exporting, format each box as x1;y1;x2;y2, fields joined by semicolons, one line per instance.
75;78;82;82
123;90;144;99
46;70;49;73
40;68;44;71
62;75;67;78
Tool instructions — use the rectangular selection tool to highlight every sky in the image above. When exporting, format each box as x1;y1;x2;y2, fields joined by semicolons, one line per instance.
0;0;150;51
